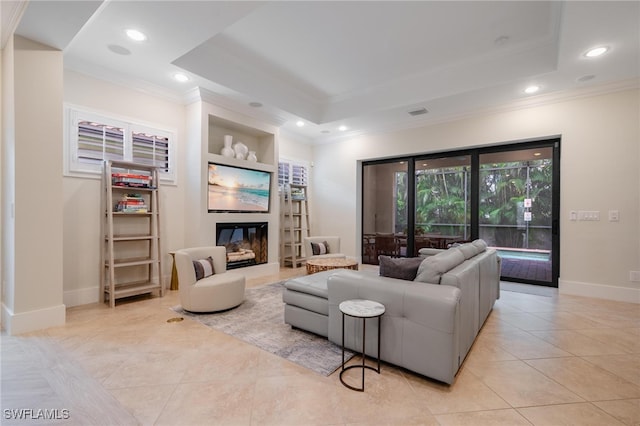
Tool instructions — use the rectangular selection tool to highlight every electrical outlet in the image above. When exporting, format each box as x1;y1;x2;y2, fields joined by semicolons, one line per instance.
630;271;640;282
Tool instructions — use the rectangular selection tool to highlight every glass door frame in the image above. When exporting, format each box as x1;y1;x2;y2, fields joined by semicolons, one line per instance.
361;137;560;287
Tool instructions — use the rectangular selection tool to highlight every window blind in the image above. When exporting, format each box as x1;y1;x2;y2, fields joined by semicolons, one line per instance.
278;159;309;187
132;132;170;172
77;121;124;163
66;105;176;183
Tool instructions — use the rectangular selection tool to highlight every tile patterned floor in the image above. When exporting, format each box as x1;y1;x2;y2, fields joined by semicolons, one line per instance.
1;268;639;425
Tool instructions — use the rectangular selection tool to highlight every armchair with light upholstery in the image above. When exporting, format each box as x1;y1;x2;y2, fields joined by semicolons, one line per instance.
303;236;345;260
174;246;245;313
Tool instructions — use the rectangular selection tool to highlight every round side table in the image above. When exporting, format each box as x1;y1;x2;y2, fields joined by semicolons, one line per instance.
339;299;385;391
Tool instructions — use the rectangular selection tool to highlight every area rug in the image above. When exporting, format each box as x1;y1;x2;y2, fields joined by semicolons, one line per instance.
172;281;354;376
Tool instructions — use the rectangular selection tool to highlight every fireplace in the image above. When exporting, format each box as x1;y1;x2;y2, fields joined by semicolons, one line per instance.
216;222;268;270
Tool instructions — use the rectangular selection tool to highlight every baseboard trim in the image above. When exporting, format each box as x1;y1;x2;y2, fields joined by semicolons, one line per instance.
1;303;66;335
64;277;172;307
64;286;99;307
559;279;640;304
233;262;280;279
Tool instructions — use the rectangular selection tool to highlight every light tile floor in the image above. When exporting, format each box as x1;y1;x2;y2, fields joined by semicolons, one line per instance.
1;268;639;425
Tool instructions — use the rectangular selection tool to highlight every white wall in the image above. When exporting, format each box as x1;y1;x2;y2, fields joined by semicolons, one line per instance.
1;36;66;334
311;89;640;303
62;70;186;306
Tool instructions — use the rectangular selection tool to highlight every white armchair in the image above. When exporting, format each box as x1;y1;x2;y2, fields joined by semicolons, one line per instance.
303;236;345;260
174;246;245;313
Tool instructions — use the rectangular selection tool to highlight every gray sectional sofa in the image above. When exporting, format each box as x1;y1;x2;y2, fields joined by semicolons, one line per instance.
283;239;500;384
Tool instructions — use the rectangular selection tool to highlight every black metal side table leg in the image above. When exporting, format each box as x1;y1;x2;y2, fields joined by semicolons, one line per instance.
339;299;385;392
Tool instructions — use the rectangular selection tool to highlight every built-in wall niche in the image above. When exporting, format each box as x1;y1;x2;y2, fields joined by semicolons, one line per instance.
208;115;275;166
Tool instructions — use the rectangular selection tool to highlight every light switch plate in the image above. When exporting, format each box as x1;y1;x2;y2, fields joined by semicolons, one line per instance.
609;210;619;222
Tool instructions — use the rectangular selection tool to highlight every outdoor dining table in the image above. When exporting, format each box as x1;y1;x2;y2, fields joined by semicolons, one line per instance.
420;234;463;249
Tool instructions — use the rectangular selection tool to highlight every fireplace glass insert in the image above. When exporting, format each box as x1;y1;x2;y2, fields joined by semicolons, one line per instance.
216;222;268;269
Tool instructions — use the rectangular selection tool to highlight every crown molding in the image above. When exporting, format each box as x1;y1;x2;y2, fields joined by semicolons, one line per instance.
315;78;640;145
1;0;28;49
65;61;186;104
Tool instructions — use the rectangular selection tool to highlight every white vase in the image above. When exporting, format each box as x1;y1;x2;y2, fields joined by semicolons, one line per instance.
247;151;257;162
221;135;234;157
233;142;248;159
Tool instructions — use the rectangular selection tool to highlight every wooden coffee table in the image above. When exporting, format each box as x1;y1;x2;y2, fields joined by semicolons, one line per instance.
306;258;359;274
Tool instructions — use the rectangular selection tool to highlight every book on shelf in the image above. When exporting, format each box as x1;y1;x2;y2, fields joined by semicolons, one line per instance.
112;173;152;188
115;193;148;213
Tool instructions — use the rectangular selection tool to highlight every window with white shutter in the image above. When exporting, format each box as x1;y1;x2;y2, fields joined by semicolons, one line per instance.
65;105;176;183
278;158;309;188
131;130;170;172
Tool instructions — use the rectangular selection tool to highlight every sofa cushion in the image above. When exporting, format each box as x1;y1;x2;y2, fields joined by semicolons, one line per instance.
284;269;335;299
311;240;330;255
414;248;465;284
457;243;479;259
472;239;488;252
193;256;215;281
379;255;424;281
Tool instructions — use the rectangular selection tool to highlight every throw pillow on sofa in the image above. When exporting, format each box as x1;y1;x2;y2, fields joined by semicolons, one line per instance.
414;248;465;284
311;241;330;255
379;255;424;281
193;256;215;281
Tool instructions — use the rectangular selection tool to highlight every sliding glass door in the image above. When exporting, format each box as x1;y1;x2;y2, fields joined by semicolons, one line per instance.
361;139;560;286
479;145;557;286
414;155;471;254
362;160;409;264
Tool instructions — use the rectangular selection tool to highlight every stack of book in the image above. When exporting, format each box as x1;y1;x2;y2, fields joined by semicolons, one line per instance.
112;173;152;188
115;194;148;213
290;187;306;200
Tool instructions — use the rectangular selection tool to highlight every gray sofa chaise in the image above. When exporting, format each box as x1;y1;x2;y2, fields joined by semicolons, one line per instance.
282;239;500;384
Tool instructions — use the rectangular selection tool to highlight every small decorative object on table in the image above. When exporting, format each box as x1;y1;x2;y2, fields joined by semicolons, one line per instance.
339;299;385;391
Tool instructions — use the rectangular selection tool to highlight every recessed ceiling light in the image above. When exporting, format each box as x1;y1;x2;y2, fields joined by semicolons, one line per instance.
249;101;263;108
585;46;608;58
524;85;540;94
533;152;542;156
173;73;189;83
125;29;147;42
296;120;305;127
338;125;348;131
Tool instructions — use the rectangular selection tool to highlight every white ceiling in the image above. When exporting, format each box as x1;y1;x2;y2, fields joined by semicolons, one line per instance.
13;1;640;144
